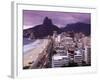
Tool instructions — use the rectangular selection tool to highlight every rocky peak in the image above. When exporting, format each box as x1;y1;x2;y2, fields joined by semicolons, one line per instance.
43;17;53;26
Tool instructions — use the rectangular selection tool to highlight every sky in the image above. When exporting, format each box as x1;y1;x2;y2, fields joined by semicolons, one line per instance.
23;10;91;29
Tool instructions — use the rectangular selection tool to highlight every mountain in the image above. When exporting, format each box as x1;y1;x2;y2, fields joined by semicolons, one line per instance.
23;17;91;39
62;22;91;36
23;17;61;38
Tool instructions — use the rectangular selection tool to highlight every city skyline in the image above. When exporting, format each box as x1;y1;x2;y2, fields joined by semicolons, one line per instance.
23;10;91;29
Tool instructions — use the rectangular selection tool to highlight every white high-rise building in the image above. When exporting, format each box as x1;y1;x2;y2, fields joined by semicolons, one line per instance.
84;46;91;64
52;54;69;67
74;50;83;65
53;31;57;40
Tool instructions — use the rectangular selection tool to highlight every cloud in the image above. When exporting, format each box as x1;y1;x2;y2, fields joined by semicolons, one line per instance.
23;10;91;29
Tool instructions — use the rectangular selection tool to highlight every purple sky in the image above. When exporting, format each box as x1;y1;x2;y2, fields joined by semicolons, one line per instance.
23;10;91;29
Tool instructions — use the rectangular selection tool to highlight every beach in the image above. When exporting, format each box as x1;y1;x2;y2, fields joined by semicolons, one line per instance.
23;39;51;68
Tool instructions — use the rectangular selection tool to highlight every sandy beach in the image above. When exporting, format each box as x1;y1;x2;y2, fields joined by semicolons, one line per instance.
23;39;50;68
